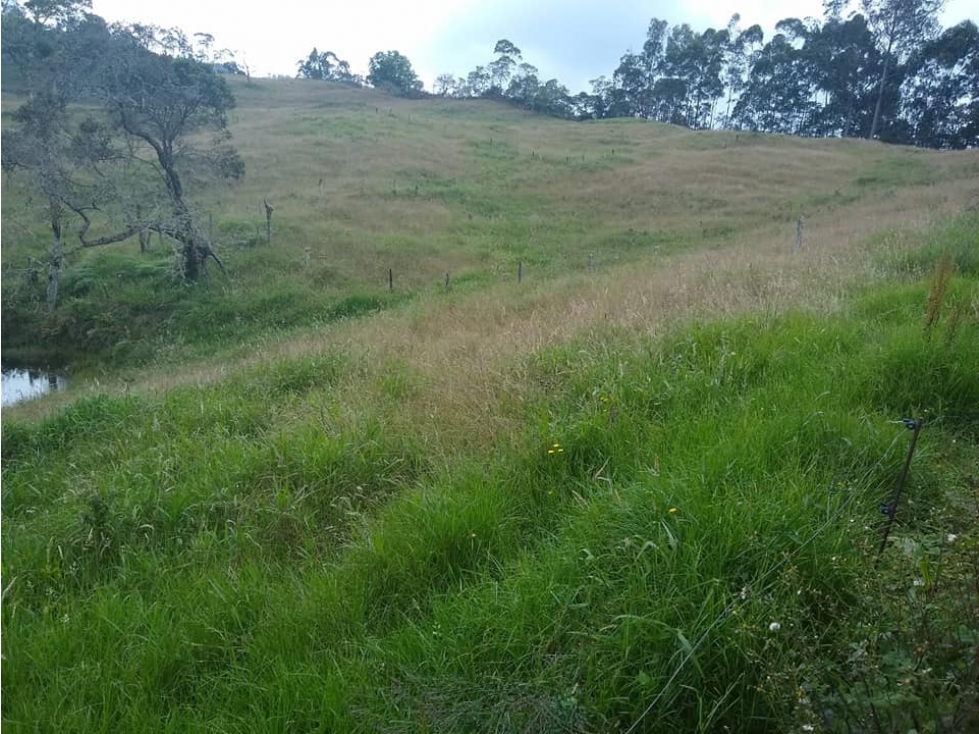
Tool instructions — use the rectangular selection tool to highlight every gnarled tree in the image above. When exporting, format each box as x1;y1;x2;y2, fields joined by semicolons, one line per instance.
96;27;244;280
3;3;244;309
0;0;117;309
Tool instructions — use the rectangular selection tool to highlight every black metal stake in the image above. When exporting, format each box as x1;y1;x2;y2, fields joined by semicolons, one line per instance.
876;419;923;563
388;268;393;292
518;260;523;284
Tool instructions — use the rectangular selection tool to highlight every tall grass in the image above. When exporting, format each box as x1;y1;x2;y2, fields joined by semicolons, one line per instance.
3;222;977;730
3;82;978;732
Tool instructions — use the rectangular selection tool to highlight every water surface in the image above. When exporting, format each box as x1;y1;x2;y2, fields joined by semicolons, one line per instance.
1;368;68;407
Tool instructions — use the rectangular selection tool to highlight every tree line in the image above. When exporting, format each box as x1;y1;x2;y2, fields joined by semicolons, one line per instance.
296;0;977;149
295;41;574;118
8;0;973;153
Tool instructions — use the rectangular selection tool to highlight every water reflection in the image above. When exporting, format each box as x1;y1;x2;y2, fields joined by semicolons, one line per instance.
1;368;68;407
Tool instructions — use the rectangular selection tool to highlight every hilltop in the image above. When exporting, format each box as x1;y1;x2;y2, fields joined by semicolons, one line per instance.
2;80;978;732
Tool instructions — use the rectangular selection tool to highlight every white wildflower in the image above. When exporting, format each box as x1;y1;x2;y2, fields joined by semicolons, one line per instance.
769;622;781;633
946;533;958;544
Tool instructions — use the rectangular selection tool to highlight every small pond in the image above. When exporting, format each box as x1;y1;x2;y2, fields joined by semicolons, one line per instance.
1;367;68;407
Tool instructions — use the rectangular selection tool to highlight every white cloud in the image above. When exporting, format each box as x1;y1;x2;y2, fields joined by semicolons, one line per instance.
92;0;475;78
91;0;979;90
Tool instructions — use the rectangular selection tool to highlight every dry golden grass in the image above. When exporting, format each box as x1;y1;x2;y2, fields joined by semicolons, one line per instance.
20;158;975;456
205;79;979;289
320;174;973;452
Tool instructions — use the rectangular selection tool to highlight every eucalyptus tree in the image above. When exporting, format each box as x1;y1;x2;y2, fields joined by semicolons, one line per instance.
506;62;540;106
488;39;521;94
612;50;651;117
900;20;979;148
721;19;765;127
824;0;946;138
611;18;668;119
297;48;358;83
734;29;815;134
433;73;457;96
806;13;882;137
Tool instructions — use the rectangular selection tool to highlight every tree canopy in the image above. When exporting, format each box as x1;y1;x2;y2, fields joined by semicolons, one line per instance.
429;2;973;149
367;50;423;96
296;48;360;84
2;0;245;308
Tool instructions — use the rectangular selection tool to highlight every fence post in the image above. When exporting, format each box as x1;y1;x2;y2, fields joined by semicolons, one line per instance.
445;272;450;293
796;215;805;248
876;419;923;564
264;199;274;246
518;260;523;284
388;268;393;292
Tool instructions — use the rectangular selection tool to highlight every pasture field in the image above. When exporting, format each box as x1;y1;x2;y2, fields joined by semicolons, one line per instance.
3;77;977;372
2;79;978;732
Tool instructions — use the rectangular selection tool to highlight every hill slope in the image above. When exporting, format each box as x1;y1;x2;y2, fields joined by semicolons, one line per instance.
2;81;978;732
2;78;977;371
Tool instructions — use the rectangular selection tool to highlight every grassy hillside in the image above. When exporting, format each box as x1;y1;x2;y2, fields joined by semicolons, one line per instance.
2;80;979;732
2;78;977;369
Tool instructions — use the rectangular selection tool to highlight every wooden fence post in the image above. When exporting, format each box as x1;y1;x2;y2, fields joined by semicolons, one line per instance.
264;199;274;246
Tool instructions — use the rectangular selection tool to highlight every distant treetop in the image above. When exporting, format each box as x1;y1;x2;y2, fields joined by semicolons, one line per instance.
367;50;424;97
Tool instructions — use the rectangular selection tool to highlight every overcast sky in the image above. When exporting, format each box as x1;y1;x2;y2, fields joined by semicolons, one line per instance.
91;0;979;92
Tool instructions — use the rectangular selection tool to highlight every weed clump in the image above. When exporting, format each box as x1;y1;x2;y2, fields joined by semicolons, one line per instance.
924;250;955;340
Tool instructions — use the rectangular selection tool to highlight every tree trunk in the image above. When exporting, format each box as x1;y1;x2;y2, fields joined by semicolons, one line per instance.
182;239;202;280
46;218;63;311
870;52;891;140
136;203;149;252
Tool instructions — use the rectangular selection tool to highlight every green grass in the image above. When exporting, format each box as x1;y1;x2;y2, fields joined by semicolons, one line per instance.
3;80;978;731
3;217;978;732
